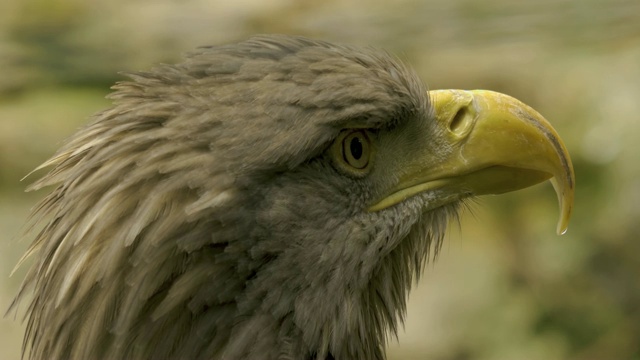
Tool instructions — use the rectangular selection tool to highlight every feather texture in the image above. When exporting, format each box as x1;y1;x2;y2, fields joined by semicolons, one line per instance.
10;35;456;360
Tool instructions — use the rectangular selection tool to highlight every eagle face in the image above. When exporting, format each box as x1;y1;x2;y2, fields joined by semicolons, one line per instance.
12;35;574;360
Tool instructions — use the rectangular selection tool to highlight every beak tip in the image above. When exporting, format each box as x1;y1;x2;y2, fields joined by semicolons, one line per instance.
556;195;573;235
557;223;568;236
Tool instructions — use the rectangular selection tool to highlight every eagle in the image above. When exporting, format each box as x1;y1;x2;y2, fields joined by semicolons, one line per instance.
10;35;574;360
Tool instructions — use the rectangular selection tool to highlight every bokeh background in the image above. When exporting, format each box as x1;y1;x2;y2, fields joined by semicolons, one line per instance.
1;0;639;359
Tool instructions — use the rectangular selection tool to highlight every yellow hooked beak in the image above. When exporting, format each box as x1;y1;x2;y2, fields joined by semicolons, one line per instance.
369;90;574;235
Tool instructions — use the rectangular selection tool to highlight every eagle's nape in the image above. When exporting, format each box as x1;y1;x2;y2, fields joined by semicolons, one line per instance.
8;35;574;360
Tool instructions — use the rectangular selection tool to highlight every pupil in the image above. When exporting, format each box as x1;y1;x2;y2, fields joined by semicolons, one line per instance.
350;137;363;160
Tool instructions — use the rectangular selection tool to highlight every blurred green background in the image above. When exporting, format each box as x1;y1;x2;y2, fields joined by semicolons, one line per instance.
1;0;639;359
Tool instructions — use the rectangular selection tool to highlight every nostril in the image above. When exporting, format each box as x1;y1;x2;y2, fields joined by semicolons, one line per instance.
450;107;468;133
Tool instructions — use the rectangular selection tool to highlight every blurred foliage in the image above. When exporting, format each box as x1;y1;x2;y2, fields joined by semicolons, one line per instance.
1;0;639;359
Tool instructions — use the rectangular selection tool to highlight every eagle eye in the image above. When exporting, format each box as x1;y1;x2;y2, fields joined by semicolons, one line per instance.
331;130;374;176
